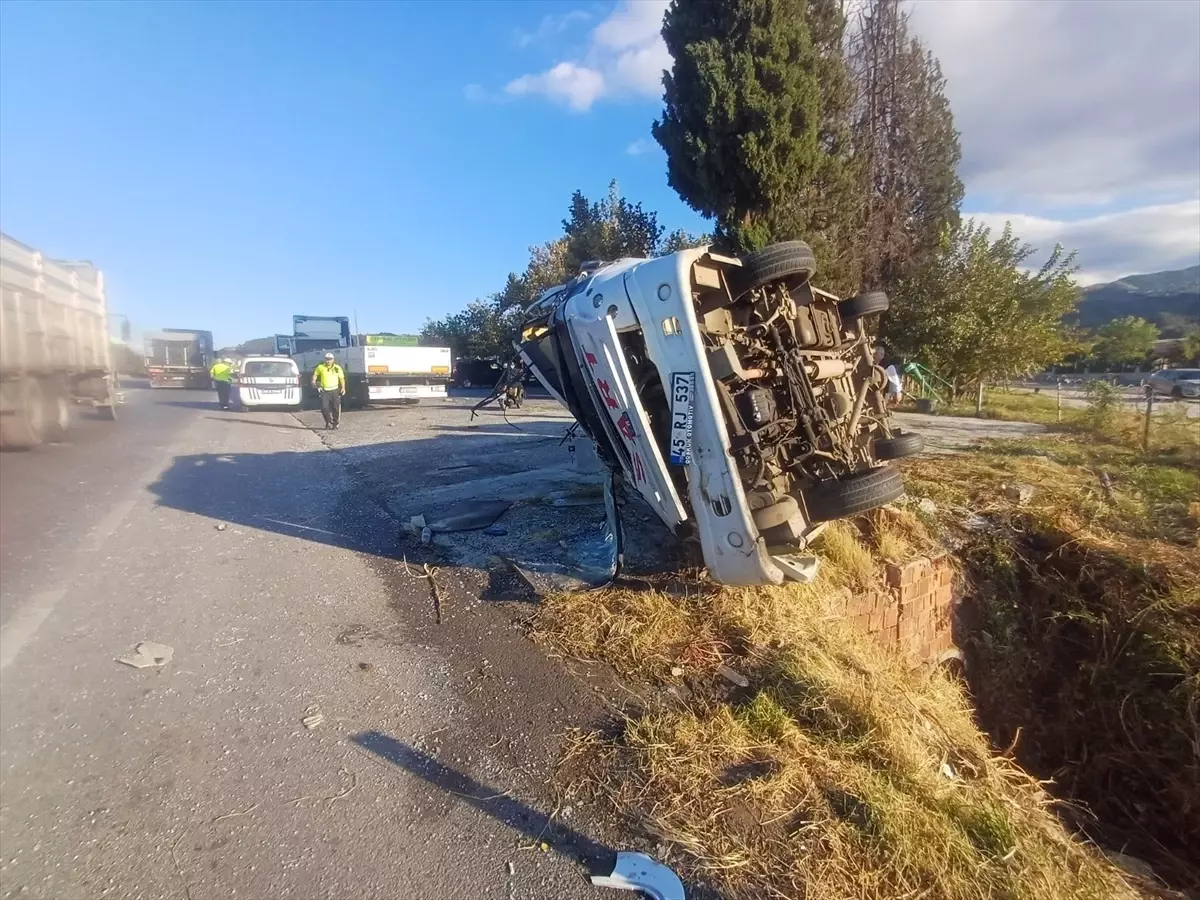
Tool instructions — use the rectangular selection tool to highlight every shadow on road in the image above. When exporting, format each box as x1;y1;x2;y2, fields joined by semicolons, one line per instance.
351;731;617;877
204;416;311;429
160;399;224;410
147;441;410;558
147;428;677;581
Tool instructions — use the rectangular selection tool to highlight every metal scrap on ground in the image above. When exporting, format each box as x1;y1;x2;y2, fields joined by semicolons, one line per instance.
116;641;174;669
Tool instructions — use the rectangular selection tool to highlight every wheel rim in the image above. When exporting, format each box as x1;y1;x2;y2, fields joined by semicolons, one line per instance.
27;392;45;437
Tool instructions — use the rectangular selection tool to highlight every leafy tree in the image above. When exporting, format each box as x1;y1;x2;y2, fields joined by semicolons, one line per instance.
653;0;856;276
421;300;522;361
1093;316;1160;369
561;180;665;270
662;228;712;254
849;0;963;290
885;220;1081;396
1180;326;1200;365
426;183;680;360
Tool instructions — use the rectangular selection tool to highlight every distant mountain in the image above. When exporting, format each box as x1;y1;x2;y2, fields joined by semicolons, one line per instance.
1076;265;1200;337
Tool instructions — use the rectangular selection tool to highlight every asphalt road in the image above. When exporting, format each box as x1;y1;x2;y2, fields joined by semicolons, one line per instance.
0;385;639;900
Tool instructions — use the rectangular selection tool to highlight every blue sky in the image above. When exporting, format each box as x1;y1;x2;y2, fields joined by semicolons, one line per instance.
0;0;703;348
2;0;1197;349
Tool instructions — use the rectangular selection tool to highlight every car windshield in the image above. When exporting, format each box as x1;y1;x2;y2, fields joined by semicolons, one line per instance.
243;361;295;377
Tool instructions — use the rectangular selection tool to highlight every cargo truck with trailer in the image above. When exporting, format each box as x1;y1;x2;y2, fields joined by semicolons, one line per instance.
277;315;452;407
0;232;120;449
144;328;214;388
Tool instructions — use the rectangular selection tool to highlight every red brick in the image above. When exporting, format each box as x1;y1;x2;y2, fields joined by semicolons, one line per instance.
884;607;899;629
898;618;916;639
887;558;927;588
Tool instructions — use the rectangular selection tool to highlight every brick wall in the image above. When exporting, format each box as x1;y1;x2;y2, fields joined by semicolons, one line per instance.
826;556;956;664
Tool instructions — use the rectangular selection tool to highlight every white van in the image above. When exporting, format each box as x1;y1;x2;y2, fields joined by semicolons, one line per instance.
235;356;302;409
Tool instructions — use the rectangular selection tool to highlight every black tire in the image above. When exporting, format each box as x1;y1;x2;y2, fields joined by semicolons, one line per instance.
752;495;799;531
729;241;817;298
874;431;924;460
1;381;45;450
1171;386;1183;399
42;390;71;441
804;465;905;522
839;291;890;321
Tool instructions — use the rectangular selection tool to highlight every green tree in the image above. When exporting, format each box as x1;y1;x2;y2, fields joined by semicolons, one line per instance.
849;0;963;290
661;228;712;254
421;300;522;361
560;180;664;270
426;183;681;360
1093;316;1160;369
1180;326;1200;365
653;0;857;283
885;220;1081;396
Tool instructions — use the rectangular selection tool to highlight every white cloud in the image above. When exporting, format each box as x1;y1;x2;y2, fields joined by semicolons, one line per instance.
505;63;606;113
907;0;1200;210
503;1;670;111
626;138;653;156
970;200;1200;285
514;10;591;49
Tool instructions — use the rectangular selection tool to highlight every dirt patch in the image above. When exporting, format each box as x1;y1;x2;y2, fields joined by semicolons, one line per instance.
891;411;1046;454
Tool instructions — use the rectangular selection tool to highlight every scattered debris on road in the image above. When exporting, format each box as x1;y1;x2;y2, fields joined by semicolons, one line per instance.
116;641;174;669
589;851;686;900
301;705;325;730
424;499;512;534
215;522;228;531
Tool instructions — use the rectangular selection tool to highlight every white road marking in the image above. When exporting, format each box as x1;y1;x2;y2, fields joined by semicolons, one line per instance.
0;588;65;671
89;499;137;549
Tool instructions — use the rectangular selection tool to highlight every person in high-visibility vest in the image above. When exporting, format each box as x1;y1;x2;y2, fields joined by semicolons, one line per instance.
210;358;234;410
311;352;346;429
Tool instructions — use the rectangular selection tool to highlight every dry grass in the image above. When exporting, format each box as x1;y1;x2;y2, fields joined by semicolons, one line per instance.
537;509;1149;899
545;582;1142;899
900;432;1199;892
535;406;1196;897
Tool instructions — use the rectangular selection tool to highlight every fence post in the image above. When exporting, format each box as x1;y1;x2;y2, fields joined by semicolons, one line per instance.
1142;386;1153;452
1056;378;1062;424
976;381;985;416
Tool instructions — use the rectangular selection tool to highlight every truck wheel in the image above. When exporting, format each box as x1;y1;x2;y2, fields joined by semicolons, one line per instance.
838;291;890;321
804;465;905;522
97;379;118;421
873;431;924;460
729;241;817;298
42;389;71;441
1;381;46;450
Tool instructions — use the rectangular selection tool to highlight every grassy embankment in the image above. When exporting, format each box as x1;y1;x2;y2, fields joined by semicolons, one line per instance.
535;391;1197;897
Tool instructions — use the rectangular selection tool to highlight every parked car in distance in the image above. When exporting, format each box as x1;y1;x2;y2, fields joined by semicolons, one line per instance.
235;356;302;409
1146;368;1200;399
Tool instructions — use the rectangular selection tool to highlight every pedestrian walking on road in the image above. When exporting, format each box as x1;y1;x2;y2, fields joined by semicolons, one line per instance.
210;357;235;410
312;352;346;429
